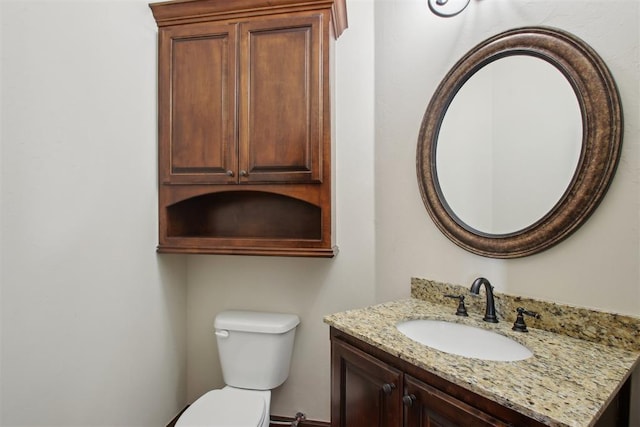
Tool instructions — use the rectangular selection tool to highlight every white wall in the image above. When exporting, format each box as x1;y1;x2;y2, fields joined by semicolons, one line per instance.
375;0;640;423
184;0;376;419
0;1;188;425
375;0;640;319
187;0;640;423
2;0;639;425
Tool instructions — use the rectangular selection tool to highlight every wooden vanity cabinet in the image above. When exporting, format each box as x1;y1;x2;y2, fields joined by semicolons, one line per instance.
331;337;403;427
403;375;511;427
331;327;633;427
149;0;347;257
330;328;547;427
330;327;631;427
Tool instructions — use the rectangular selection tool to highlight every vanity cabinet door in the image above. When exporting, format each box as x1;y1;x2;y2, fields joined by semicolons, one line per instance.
403;375;510;427
331;339;403;427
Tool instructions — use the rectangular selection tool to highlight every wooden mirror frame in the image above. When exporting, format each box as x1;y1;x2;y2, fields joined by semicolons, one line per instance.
416;26;623;258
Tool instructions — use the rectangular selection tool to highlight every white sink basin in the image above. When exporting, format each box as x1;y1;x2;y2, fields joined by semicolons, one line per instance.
396;319;533;362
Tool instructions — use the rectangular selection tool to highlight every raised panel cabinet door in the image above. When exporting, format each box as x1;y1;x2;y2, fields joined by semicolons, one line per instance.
403;375;510;427
238;13;323;183
159;21;237;184
331;340;403;427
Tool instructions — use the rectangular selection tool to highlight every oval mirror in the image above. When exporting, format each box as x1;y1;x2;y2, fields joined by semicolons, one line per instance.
417;27;622;258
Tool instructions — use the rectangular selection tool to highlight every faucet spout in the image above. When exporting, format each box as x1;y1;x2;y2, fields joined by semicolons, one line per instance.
469;277;498;323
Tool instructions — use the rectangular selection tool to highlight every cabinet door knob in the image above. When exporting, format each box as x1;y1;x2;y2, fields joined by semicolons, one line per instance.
402;394;416;406
240;170;248;177
226;170;234;177
382;383;396;395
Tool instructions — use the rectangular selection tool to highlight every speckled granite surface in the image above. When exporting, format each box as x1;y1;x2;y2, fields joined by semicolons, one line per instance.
324;279;640;427
411;278;640;352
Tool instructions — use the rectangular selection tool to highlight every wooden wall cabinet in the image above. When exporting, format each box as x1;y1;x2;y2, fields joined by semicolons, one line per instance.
149;0;347;257
330;328;630;427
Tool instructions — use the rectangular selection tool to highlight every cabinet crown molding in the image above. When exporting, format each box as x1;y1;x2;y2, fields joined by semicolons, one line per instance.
150;0;348;37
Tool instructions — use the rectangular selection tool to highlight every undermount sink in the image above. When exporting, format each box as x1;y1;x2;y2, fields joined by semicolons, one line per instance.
396;319;533;362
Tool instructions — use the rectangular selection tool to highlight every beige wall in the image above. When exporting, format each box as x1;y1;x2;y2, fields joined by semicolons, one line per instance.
1;0;637;425
184;0;377;417
0;1;188;425
374;0;640;315
187;0;640;423
374;0;640;423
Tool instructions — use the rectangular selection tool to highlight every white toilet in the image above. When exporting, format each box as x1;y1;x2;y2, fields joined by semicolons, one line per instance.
176;310;300;427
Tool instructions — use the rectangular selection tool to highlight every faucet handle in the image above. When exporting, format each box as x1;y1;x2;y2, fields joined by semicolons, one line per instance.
444;294;469;317
512;307;541;332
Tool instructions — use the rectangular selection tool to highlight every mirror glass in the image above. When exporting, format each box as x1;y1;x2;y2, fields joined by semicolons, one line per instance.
436;56;583;234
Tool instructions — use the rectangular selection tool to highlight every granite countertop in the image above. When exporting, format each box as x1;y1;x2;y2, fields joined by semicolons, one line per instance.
324;279;640;427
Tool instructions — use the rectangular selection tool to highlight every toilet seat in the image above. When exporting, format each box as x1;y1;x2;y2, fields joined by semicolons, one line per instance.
175;388;266;427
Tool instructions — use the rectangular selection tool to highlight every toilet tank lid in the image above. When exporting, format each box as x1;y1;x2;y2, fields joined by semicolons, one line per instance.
215;310;300;334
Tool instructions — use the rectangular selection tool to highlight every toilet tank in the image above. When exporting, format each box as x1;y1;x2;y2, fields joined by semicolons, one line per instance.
214;310;300;390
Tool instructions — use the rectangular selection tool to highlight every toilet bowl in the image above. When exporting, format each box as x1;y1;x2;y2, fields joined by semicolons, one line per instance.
175;387;270;427
175;310;299;427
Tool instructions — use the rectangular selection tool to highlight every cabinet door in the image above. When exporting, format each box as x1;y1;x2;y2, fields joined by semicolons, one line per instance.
332;340;403;427
238;14;323;184
159;21;237;184
404;375;510;427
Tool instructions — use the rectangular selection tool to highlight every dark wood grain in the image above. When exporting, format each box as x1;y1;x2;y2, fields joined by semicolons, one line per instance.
150;0;346;256
332;327;550;427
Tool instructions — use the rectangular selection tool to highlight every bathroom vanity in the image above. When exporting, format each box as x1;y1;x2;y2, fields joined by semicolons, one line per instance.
325;279;640;427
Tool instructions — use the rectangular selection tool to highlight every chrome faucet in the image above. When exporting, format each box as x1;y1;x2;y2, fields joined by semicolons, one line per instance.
469;277;498;323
